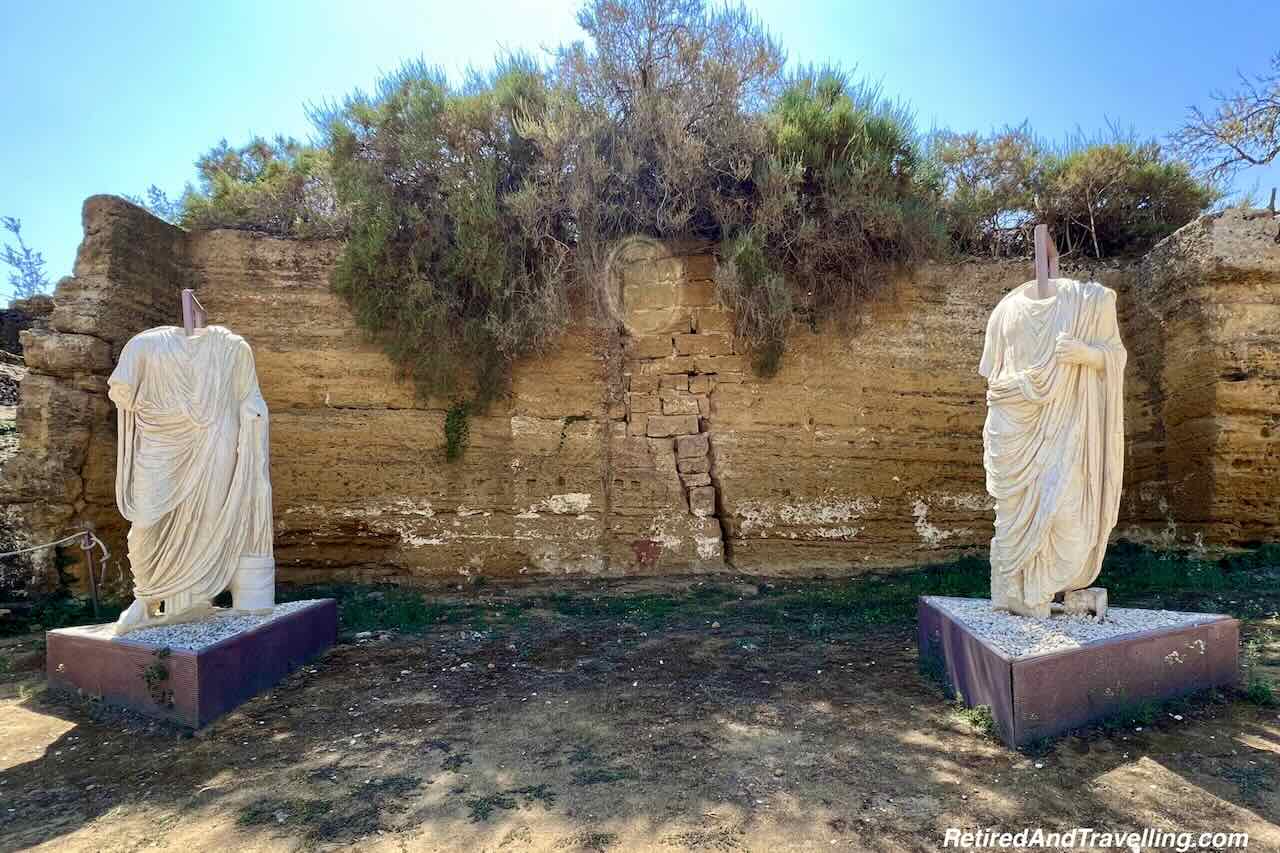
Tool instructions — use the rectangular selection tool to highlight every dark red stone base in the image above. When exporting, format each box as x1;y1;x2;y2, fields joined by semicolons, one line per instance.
918;596;1240;746
46;599;337;728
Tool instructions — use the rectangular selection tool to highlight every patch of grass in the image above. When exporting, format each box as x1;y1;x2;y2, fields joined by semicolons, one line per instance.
0;593;124;637
1222;765;1276;805
366;774;423;797
566;744;597;765
444;400;470;462
950;703;998;739
560;830;618;851
465;784;556;823
278;584;469;636
237;797;333;827
742;555;991;636
1101;542;1280;619
1244;675;1276;707
140;647;173;708
571;766;638;786
1241;628;1278;707
441;752;472;772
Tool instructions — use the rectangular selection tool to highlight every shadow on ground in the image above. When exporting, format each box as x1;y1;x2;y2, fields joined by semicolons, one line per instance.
2;554;1279;851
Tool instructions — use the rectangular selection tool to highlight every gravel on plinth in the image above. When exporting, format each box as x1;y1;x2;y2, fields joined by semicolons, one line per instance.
120;600;324;651
924;596;1222;659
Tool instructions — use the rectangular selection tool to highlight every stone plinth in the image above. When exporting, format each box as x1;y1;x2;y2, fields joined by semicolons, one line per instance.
918;596;1239;746
46;599;337;727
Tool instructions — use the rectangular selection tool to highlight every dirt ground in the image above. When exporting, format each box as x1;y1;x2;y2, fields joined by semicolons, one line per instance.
1;574;1278;853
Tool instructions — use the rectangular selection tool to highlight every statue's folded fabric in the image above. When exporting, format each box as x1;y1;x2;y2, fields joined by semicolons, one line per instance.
979;279;1126;616
108;324;274;633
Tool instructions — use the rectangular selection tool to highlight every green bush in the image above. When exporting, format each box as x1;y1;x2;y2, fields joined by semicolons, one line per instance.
724;69;944;367
181;136;346;237
312;58;569;403
932;128;1216;259
168;1;1214;388
930;126;1041;257
1040;140;1216;257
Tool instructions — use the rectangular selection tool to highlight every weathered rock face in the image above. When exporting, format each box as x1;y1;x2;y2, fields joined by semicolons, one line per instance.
0;294;53;357
2;198;1276;590
1121;211;1280;548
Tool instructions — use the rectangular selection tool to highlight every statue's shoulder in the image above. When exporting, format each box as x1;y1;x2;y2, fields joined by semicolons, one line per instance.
122;326;177;353
1073;279;1117;303
207;325;251;350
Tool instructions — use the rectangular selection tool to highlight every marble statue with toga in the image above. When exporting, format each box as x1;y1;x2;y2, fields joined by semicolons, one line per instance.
107;324;275;634
979;277;1127;618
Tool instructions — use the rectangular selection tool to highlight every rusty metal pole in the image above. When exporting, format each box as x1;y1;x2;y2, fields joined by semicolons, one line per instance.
82;531;100;619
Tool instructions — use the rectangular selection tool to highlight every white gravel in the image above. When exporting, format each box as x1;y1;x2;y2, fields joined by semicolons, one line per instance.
925;596;1222;659
119;600;324;651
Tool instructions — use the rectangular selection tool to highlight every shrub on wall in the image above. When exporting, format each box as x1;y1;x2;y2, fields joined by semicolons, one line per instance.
170;0;1216;386
312;58;570;403
180;136;347;238
932;128;1216;260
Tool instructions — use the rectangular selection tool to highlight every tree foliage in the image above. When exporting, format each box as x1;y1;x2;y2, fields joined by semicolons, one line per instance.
1174;51;1280;182
312;58;569;402
932;128;1215;260
1;217;50;302
181;136;346;237
171;0;1218;387
125;185;184;225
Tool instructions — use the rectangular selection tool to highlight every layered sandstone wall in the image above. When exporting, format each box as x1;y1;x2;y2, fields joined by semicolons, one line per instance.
2;197;1275;588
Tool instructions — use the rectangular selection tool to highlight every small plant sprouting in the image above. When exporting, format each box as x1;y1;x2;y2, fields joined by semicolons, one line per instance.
951;702;998;739
444;400;470;462
141;647;174;708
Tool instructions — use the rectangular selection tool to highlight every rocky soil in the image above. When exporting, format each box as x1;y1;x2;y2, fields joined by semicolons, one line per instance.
1;575;1277;852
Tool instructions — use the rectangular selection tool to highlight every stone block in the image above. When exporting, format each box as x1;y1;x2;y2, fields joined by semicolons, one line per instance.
682;254;717;280
1063;587;1108;619
688;486;717;518
678;454;711;475
47;600;337;728
660;393;700;416
697;395;711;417
674;333;733;357
689;374;715;394
627;413;650;437
676;433;710;459
646;415;699;438
632;335;674;359
681;472;712;488
693;307;733;334
626;308;693;336
660;374;689;392
918;596;1239;746
20;329;113;376
628;392;660;414
628;371;658;393
677;280;718;307
692;354;749;374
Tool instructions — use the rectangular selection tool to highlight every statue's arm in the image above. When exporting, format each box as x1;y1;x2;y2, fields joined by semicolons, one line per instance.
1054;336;1106;371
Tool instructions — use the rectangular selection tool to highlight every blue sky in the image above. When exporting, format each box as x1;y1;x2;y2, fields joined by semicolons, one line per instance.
2;0;1278;293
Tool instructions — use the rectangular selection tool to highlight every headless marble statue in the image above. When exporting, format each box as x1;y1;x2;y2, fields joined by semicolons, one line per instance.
979;278;1127;618
107;324;275;634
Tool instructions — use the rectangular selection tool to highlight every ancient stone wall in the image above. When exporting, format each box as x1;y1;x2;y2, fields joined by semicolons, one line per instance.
0;197;187;590
2;197;1275;588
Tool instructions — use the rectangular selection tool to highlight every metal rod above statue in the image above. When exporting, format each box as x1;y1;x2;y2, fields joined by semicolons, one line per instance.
1033;223;1059;300
181;288;207;336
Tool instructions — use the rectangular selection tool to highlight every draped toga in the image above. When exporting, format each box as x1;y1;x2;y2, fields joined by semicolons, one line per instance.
979;279;1126;611
107;325;273;611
